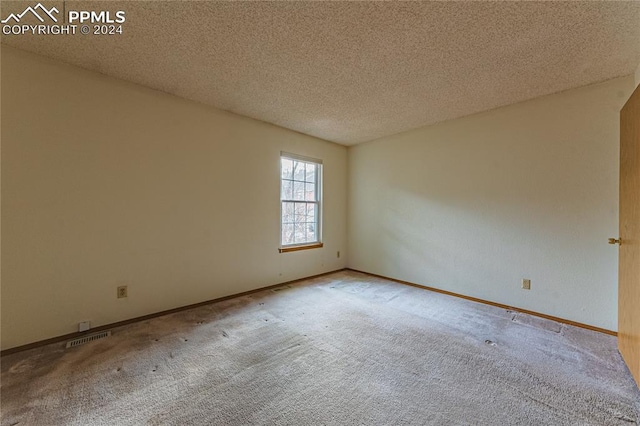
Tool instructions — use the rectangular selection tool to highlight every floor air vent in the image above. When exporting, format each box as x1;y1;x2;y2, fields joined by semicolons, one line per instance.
66;331;111;349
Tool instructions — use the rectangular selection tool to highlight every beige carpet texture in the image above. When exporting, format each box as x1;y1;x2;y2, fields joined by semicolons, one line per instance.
1;271;639;425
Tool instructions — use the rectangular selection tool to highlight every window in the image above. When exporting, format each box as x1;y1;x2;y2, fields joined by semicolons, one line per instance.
279;153;323;252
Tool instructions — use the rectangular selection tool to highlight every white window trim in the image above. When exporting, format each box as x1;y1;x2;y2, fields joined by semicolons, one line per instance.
279;152;323;252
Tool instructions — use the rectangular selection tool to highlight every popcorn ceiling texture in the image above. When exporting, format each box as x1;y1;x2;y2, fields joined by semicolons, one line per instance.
2;1;640;145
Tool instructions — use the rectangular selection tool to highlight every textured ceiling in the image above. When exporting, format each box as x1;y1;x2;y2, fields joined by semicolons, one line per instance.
2;1;640;145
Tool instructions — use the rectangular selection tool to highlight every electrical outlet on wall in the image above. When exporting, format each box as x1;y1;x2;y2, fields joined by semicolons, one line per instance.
522;279;531;290
117;285;128;298
78;321;91;332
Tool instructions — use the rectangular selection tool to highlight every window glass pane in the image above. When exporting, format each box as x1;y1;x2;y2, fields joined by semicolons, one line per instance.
305;182;316;201
294;202;306;223
282;224;294;245
306;203;316;222
305;163;316;183
293;181;305;201
281;180;293;200
293;161;305;181
306;223;316;242
281;158;293;180
282;202;294;223
294;223;306;243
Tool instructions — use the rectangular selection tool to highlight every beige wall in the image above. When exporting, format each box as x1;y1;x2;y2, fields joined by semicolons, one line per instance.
348;75;635;332
1;46;348;350
2;43;636;349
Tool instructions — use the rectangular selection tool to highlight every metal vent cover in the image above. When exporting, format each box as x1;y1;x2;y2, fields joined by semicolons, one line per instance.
66;331;111;348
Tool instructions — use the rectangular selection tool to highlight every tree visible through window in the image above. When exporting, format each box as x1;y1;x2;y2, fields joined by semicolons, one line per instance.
280;154;322;249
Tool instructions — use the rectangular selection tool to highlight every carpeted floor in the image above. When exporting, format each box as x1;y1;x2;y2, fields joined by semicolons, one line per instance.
1;270;639;425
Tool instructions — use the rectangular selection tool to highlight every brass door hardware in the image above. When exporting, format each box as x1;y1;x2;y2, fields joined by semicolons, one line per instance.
608;238;621;245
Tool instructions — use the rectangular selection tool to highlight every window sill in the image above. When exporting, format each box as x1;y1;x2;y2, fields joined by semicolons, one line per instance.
279;243;324;253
